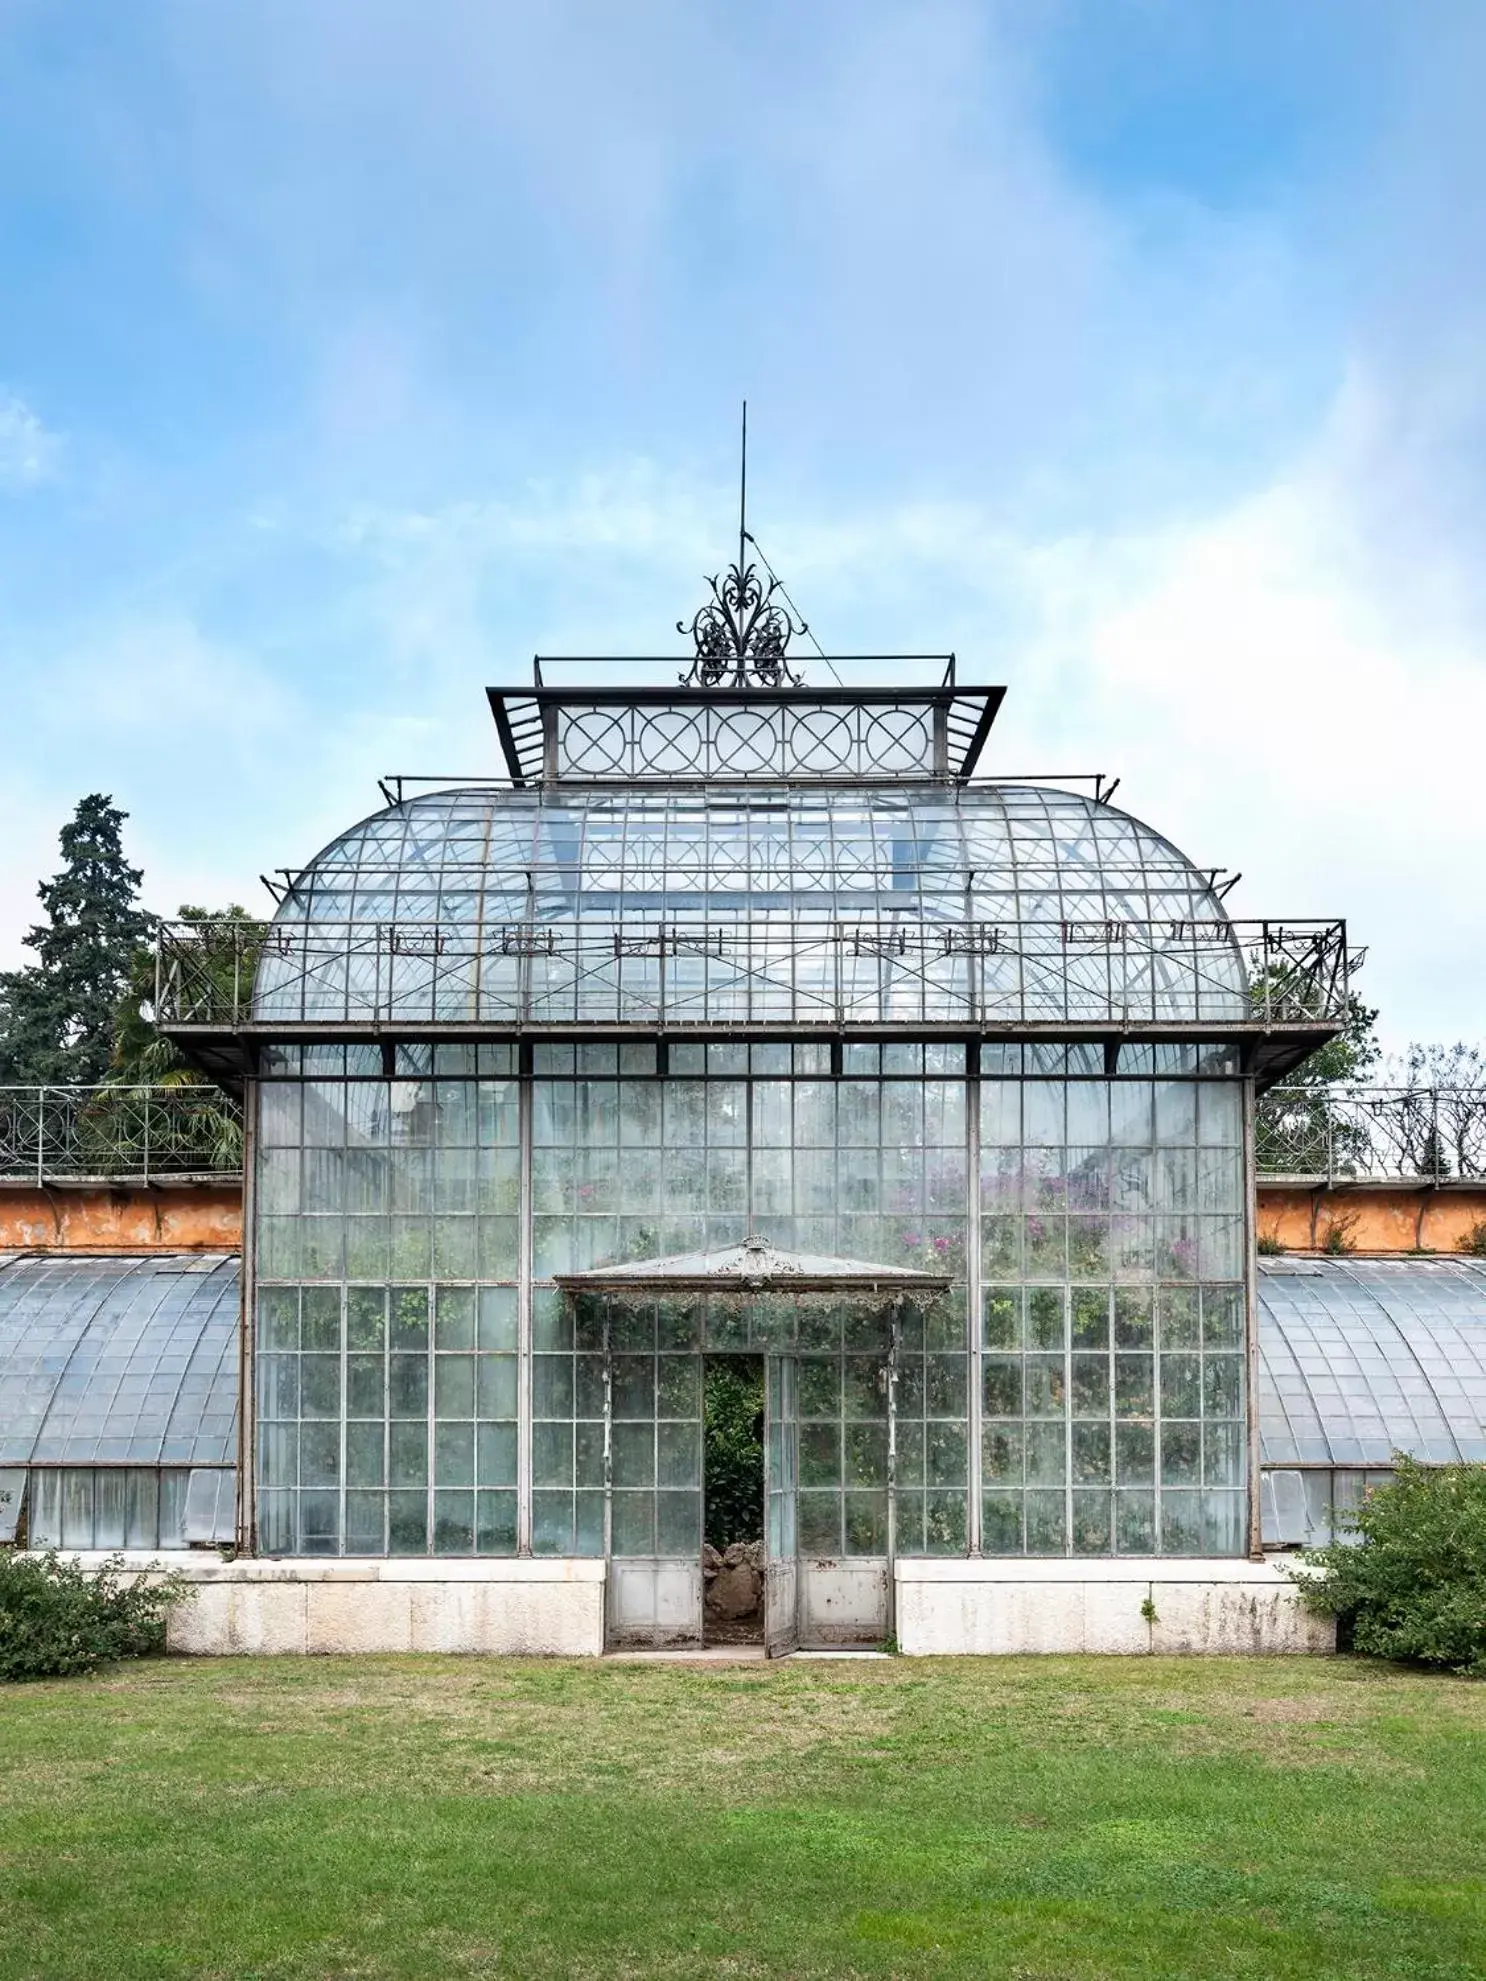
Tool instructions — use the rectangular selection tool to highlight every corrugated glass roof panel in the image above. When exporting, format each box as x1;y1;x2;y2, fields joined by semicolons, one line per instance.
0;1254;239;1465
1259;1257;1486;1466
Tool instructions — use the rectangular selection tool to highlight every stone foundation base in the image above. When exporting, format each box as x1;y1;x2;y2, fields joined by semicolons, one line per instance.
43;1553;1330;1657
54;1555;607;1656
895;1557;1333;1655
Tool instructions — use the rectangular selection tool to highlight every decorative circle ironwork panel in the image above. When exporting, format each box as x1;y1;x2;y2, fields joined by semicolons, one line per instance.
710;708;778;776
638;708;704;778
865;707;931;773
788;707;855;775
561;709;629;776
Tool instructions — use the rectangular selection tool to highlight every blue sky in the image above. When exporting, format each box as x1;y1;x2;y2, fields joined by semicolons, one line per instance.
1;1;1482;1051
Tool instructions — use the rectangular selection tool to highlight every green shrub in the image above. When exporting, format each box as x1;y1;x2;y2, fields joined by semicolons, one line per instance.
1460;1219;1486;1259
1292;1457;1486;1675
0;1552;191;1682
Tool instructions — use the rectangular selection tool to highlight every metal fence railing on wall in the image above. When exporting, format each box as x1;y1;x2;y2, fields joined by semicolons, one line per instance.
0;1086;244;1184
9;1082;1474;1189
1257;1087;1486;1184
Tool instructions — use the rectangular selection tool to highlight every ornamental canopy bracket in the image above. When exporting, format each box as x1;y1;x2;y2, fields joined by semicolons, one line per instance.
555;1233;951;1294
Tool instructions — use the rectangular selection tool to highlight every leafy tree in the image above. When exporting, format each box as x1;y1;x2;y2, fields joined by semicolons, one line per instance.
110;903;261;1084
1291;992;1381;1087
0;796;155;1086
1388;1043;1486;1180
85;904;262;1170
1255;993;1380;1177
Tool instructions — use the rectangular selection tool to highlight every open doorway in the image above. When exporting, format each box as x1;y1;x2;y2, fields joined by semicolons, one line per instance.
702;1355;764;1645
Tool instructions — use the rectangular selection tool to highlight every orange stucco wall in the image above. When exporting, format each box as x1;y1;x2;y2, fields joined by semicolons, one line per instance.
0;1185;243;1253
1256;1185;1486;1256
0;1180;1480;1261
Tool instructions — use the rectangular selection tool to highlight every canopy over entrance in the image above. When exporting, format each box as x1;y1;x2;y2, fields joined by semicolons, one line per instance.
555;1234;951;1295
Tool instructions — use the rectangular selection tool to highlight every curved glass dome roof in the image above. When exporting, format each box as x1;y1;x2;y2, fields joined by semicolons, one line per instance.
1258;1257;1486;1467
255;783;1247;1027
0;1254;239;1466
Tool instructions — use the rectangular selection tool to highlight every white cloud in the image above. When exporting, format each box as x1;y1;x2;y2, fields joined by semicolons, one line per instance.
0;615;310;965
940;371;1486;1052
0;2;1482;1056
0;392;60;489
322;356;1486;1052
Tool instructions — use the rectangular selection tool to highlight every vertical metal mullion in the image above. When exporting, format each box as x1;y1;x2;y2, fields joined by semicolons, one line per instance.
426;1280;436;1556
1064;1089;1074;1556
966;1069;982;1555
745;1072;755;1237
602;1298;613;1570
338;1281;349;1553
238;1078;258;1553
1063;1301;1075;1560
390;1275;396;1553
1243;1072;1263;1559
886;1301;899;1642
1151;1284;1164;1558
650;1340;660;1566
517;1064;534;1554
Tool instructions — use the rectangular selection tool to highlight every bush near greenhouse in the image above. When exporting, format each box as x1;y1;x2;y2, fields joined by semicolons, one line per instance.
0;1551;190;1682
1292;1456;1486;1676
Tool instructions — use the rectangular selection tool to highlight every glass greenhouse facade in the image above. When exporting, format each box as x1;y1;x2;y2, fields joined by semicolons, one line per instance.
157;613;1354;1649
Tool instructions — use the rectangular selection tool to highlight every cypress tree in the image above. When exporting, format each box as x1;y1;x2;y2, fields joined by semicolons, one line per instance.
0;795;155;1085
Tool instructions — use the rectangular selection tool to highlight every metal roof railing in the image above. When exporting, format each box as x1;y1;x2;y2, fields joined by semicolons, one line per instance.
156;915;1350;1031
1257;1086;1486;1185
0;1086;243;1185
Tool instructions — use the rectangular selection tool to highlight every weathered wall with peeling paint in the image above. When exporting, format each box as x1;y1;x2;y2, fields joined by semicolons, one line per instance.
2;1179;1482;1261
1256;1185;1486;1256
0;1185;242;1253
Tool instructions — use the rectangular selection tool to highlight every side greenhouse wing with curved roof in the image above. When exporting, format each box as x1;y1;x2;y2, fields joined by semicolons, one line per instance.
0;1253;238;1549
1258;1256;1486;1543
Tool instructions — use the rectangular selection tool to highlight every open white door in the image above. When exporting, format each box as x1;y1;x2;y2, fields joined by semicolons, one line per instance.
602;1298;705;1649
764;1353;799;1658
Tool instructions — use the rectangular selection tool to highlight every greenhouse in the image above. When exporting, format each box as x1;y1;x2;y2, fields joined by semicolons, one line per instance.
138;561;1367;1651
0;1254;237;1551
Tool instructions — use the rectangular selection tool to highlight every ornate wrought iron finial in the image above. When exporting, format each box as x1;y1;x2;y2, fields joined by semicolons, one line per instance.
679;561;807;687
679;402;807;686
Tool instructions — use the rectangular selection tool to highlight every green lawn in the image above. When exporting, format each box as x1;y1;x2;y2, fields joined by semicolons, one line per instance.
2;1653;1484;1980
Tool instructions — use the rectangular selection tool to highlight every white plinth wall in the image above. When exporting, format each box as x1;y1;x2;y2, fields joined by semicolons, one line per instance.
54;1553;1330;1657
893;1557;1333;1655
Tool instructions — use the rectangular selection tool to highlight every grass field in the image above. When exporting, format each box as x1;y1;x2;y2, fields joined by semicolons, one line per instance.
2;1653;1484;1980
